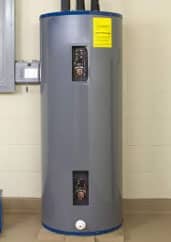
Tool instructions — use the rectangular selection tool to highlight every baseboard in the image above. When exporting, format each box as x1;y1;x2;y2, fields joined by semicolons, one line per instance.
2;197;41;214
2;198;171;215
123;199;171;215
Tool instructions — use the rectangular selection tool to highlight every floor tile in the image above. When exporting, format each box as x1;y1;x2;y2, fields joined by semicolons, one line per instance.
124;214;171;242
65;236;95;242
95;228;124;242
38;228;64;241
2;213;171;242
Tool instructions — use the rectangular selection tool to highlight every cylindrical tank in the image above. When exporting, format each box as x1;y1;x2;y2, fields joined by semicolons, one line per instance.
40;11;122;236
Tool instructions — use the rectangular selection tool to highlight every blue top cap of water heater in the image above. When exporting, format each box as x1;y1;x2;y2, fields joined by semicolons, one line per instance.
40;11;122;19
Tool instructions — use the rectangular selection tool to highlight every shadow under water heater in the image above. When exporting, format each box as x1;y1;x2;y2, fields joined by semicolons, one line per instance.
41;0;123;236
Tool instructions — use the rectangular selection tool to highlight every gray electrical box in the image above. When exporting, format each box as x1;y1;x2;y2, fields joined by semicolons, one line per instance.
15;61;40;84
0;0;15;92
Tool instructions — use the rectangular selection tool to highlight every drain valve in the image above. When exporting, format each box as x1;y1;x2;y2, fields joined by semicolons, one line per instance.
75;220;86;231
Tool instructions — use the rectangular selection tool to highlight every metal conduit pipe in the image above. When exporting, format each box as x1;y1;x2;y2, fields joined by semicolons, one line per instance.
61;0;70;11
76;0;85;10
91;0;100;11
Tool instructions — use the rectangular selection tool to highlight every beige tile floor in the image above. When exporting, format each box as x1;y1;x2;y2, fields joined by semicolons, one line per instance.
0;213;171;242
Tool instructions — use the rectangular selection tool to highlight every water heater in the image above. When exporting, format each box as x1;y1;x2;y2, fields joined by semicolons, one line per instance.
40;0;122;236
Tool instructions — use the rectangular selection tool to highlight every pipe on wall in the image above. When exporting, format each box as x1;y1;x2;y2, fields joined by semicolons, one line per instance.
91;0;100;11
76;0;85;10
61;0;70;11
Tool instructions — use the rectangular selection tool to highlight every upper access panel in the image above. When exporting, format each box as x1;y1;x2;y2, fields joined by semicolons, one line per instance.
0;0;15;92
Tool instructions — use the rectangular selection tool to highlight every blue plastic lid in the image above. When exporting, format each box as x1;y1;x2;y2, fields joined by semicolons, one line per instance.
40;10;122;19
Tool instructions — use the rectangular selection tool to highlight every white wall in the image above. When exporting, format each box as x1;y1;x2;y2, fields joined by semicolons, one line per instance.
123;0;171;198
1;0;170;198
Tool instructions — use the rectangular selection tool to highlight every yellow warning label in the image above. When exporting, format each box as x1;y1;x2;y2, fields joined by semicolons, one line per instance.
93;17;112;48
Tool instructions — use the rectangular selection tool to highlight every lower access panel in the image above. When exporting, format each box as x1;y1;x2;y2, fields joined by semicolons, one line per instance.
41;11;122;236
73;171;89;206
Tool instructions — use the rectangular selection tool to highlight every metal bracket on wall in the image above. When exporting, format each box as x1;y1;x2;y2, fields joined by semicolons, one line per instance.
15;61;40;84
0;0;41;92
0;0;15;92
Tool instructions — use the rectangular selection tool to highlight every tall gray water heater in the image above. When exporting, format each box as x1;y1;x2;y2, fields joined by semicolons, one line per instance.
40;1;122;236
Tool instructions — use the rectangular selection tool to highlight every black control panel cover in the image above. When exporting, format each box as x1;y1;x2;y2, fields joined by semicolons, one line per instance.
72;46;88;82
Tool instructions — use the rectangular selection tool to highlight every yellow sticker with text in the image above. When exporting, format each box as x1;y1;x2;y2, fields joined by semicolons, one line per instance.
93;17;112;48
